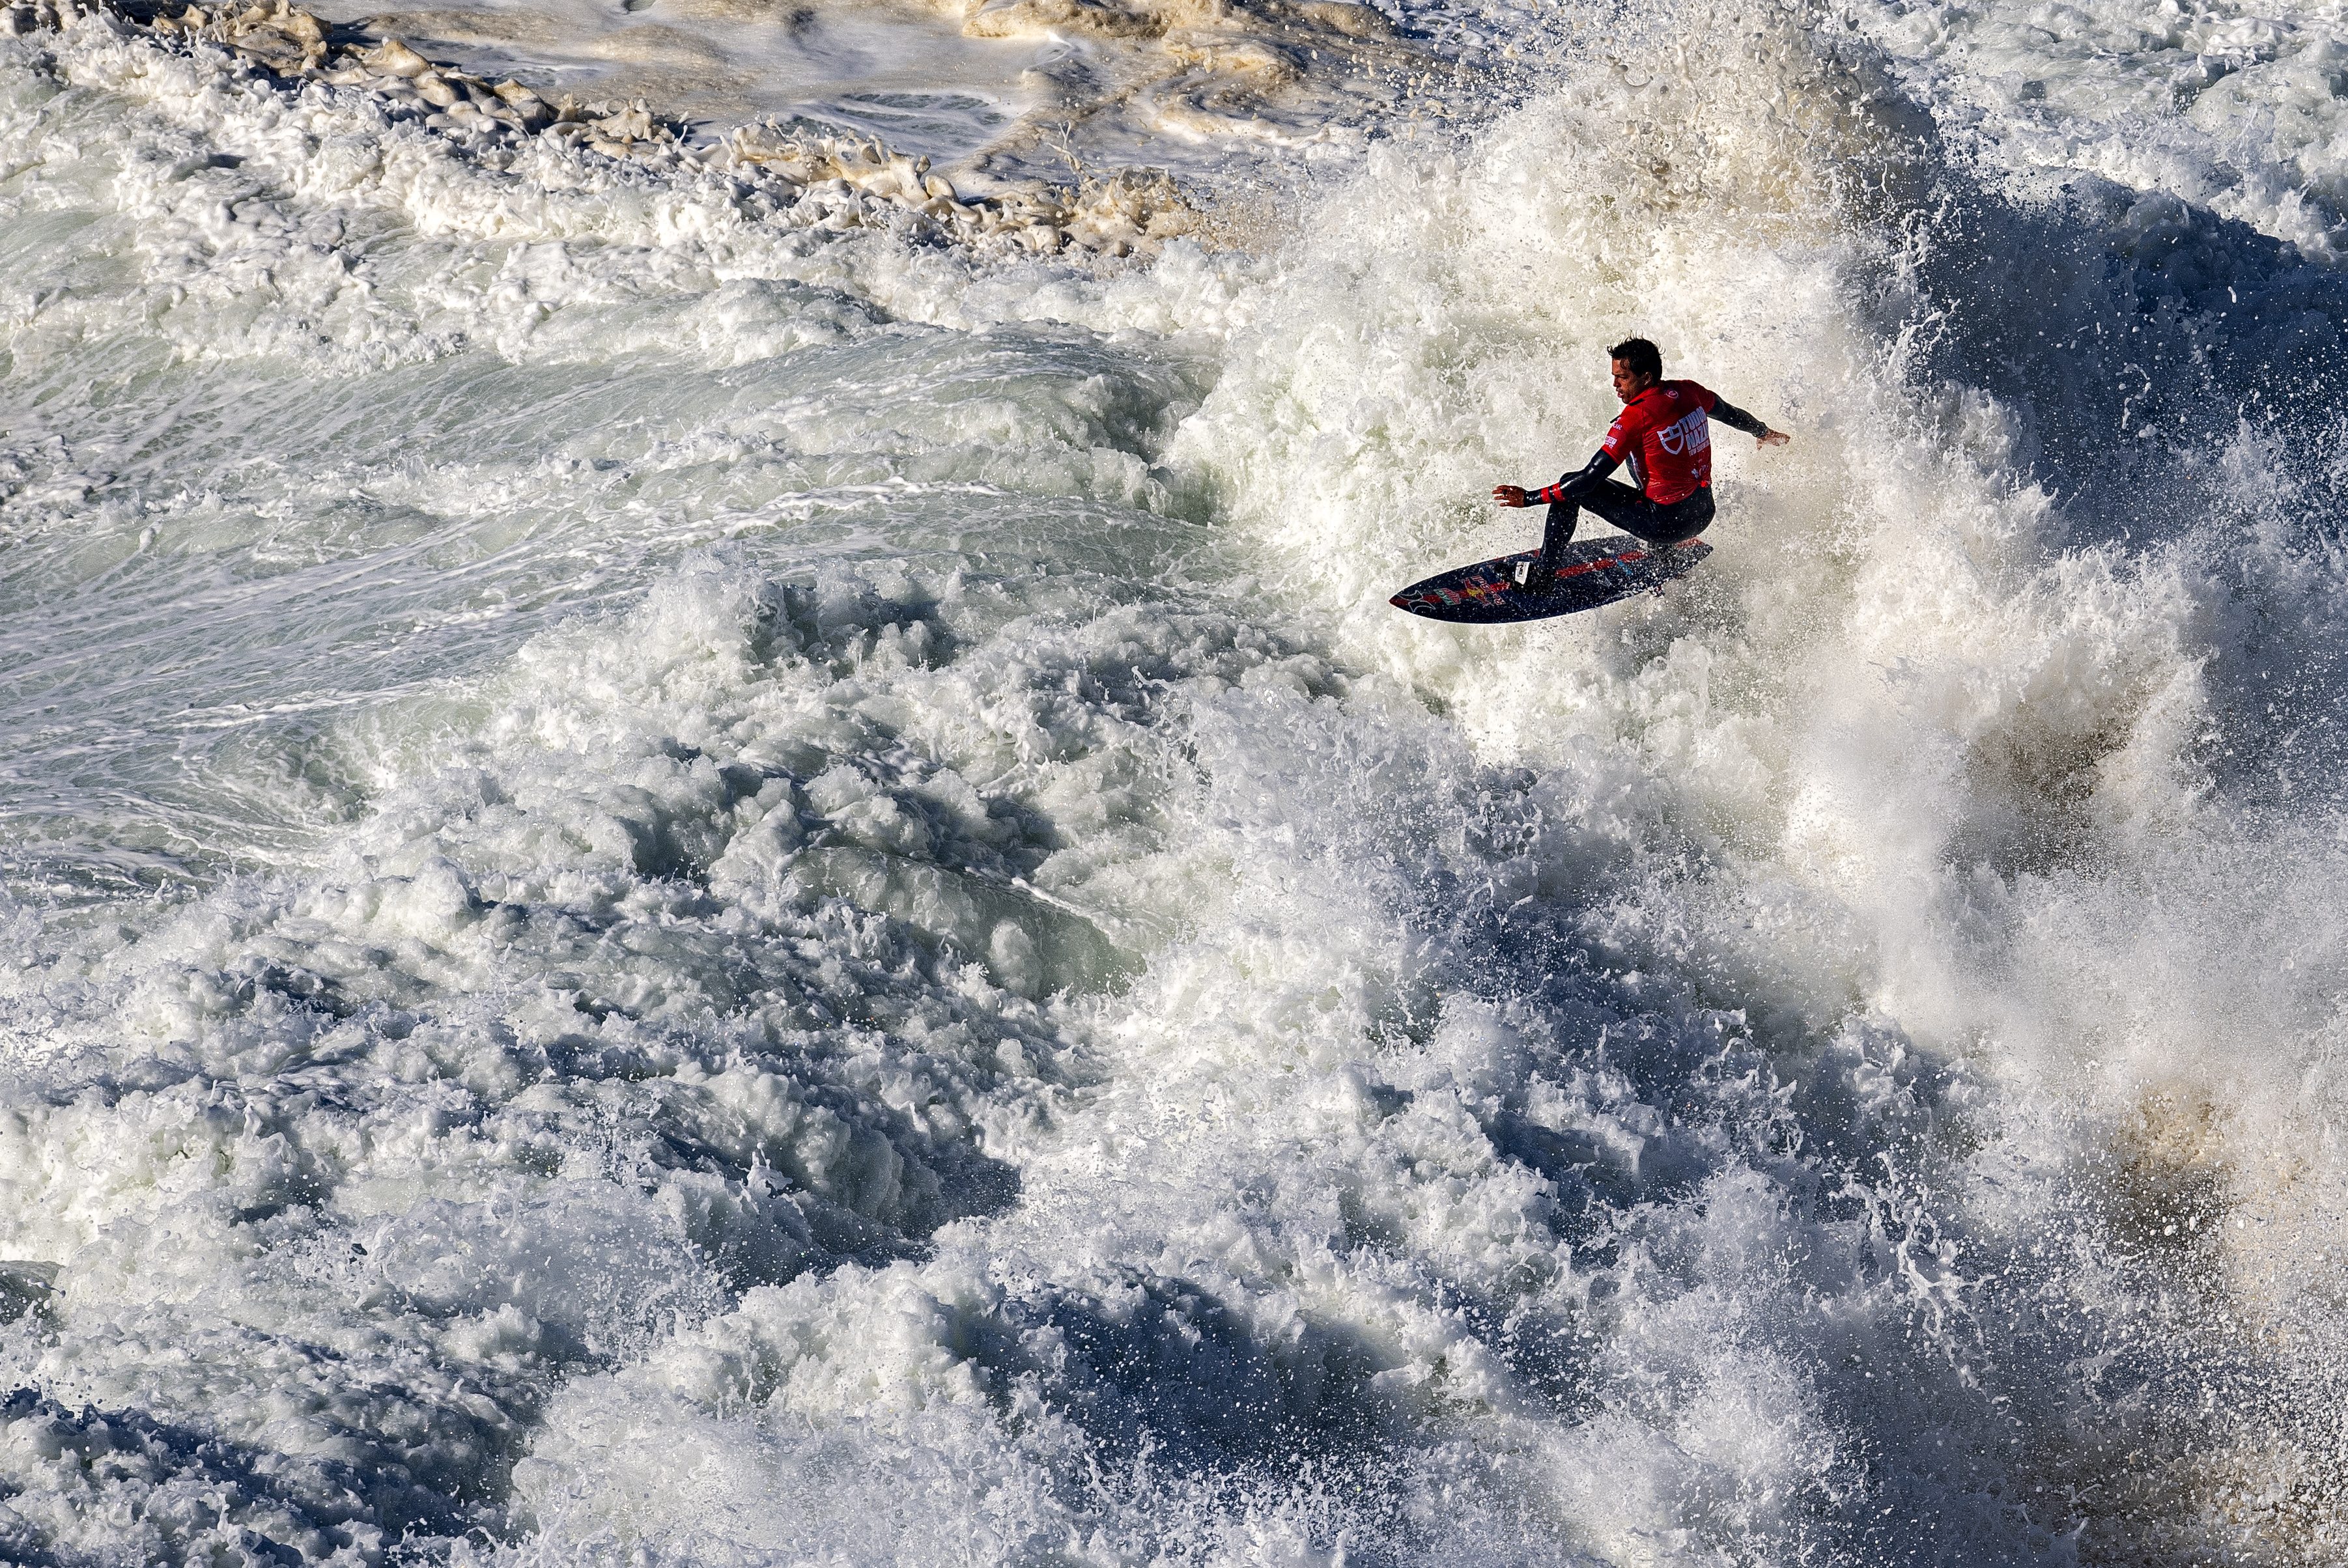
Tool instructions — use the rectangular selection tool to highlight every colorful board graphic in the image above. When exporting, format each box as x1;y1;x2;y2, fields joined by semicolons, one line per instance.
1389;536;1712;624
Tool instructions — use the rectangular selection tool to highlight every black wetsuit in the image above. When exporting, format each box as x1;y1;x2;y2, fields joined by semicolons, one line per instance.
1530;395;1769;576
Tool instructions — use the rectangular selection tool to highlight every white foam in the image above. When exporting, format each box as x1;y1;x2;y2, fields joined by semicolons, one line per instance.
5;0;2348;1561
1858;0;2348;259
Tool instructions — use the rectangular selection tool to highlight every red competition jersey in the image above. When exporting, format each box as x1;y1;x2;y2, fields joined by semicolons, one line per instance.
1602;380;1719;504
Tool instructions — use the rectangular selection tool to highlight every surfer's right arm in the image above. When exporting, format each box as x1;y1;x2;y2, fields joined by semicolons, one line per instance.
1710;397;1790;447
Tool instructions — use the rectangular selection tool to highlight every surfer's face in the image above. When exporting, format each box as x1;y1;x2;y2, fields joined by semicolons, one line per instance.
1611;358;1657;402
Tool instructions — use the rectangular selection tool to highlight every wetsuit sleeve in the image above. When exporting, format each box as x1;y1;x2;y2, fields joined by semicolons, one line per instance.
1710;398;1770;438
1598;410;1634;461
1528;449;1620;505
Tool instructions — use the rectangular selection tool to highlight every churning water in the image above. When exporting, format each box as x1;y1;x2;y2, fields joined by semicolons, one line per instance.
4;0;2347;1562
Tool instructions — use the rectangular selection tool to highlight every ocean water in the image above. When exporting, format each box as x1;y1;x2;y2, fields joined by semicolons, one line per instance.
3;0;2347;1563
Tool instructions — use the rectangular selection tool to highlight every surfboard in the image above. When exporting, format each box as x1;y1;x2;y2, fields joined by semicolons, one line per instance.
1388;535;1712;624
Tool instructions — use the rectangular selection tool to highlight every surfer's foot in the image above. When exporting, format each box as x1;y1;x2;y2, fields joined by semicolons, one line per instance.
1521;563;1554;593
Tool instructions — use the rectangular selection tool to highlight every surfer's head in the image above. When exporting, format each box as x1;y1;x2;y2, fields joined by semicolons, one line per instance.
1609;337;1663;402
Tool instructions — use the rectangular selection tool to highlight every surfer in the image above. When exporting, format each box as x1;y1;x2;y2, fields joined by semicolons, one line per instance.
1492;338;1788;591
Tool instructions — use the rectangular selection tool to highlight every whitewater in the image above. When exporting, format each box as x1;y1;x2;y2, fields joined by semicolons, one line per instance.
3;0;2347;1560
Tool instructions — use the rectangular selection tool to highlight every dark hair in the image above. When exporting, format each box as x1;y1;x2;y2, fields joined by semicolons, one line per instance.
1607;337;1663;380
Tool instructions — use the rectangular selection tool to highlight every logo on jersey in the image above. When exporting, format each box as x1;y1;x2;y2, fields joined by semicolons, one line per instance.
1655;408;1710;456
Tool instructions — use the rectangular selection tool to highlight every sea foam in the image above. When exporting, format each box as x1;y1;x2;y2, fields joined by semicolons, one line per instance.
4;0;2347;1562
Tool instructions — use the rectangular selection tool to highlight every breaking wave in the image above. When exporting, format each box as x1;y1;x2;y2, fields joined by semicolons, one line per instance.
3;0;2345;1563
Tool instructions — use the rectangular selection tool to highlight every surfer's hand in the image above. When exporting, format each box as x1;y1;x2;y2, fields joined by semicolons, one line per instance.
1492;484;1530;507
1759;428;1790;447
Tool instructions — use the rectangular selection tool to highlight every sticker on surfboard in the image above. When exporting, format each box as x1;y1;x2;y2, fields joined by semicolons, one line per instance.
1389;536;1712;624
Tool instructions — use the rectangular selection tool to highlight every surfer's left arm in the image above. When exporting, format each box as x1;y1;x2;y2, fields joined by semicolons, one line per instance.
1493;449;1619;507
1710;397;1790;447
